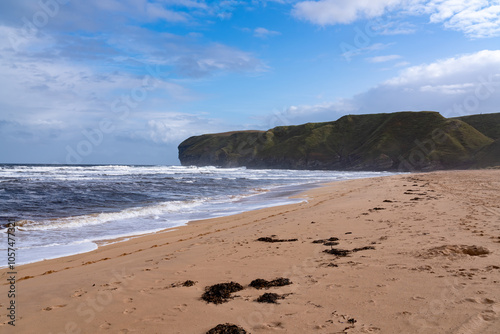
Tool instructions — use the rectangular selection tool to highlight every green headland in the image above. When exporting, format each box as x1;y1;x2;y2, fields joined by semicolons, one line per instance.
178;111;500;171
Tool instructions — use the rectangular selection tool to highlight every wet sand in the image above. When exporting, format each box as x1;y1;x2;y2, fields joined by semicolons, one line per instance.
1;170;499;333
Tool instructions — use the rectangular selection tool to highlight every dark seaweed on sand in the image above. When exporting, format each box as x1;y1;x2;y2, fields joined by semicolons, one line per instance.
202;282;244;304
256;292;284;304
182;280;197;287
206;323;248;334
312;237;339;244
323;241;339;246
352;246;375;252
170;280;197;288
257;237;298;243
323;246;375;257
323;248;350;256
249;278;292;289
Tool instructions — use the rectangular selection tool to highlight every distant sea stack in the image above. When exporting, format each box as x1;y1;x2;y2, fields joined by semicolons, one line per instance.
178;111;500;172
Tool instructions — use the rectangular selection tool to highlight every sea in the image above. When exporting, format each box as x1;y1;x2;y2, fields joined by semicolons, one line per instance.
0;164;395;267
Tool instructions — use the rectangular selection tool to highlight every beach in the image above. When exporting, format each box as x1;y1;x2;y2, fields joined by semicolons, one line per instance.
1;170;499;333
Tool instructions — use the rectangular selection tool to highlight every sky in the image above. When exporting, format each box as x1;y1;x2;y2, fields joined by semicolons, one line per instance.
0;0;499;165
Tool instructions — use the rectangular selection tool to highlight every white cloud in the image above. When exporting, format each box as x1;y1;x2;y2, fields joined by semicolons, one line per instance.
146;113;225;144
420;83;476;94
292;0;402;25
174;43;266;77
406;0;500;38
372;20;417;35
275;50;500;123
384;49;500;85
293;0;500;38
254;27;281;38
144;2;190;22
395;61;410;67
0;0;274;164
367;54;402;62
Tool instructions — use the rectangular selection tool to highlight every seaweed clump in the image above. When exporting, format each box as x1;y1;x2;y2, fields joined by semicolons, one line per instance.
324;246;375;257
323;248;350;257
181;280;197;287
206;323;248;334
202;282;244;304
312;237;339;244
256;292;284;304
249;278;292;289
257;237;298;243
170;280;197;288
352;246;375;252
324;241;340;246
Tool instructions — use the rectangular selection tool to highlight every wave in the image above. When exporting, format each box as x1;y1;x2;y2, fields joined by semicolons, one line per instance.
14;199;207;231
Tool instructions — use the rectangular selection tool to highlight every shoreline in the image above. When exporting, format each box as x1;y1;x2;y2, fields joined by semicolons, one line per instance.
3;180;322;268
7;180;320;270
5;176;382;268
1;170;499;333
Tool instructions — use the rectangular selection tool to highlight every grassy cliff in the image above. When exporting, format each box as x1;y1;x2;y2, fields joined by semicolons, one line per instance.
178;111;500;171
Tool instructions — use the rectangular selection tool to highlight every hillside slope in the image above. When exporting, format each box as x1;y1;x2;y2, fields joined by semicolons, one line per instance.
178;111;499;171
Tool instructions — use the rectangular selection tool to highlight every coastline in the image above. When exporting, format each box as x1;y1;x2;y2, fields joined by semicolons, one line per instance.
1;165;393;268
1;170;499;333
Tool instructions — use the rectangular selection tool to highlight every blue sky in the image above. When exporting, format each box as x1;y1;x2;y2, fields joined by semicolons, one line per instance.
1;0;499;165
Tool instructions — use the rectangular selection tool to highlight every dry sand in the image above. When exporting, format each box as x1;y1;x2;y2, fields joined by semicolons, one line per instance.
1;170;499;333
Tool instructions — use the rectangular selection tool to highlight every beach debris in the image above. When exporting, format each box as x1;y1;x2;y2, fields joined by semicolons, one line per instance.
324;246;375;257
312;237;339;245
182;280;197;287
319;262;339;268
323;248;350;257
383;199;394;203
170;280;197;288
206;323;248;334
255;292;286;304
345;232;352;235
249;277;292;289
257;237;298;243
202;282;244;304
352;246;376;252
422;245;490;259
324;241;340;246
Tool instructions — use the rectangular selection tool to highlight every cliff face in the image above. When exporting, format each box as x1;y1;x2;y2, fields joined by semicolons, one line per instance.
178;111;500;171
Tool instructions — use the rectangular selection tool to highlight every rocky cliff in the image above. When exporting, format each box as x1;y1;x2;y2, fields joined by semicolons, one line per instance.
178;111;500;171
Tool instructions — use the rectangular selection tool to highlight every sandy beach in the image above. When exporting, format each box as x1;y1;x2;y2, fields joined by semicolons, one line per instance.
1;170;499;334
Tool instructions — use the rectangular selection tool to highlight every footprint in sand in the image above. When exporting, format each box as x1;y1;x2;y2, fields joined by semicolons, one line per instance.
99;321;112;329
123;307;136;314
173;304;188;312
358;326;382;333
72;289;87;298
142;315;165;323
411;296;425;301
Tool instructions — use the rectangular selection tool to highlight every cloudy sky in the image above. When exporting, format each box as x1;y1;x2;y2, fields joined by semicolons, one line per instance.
1;0;499;165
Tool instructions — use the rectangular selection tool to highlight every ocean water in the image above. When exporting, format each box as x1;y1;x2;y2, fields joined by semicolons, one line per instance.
0;164;395;266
